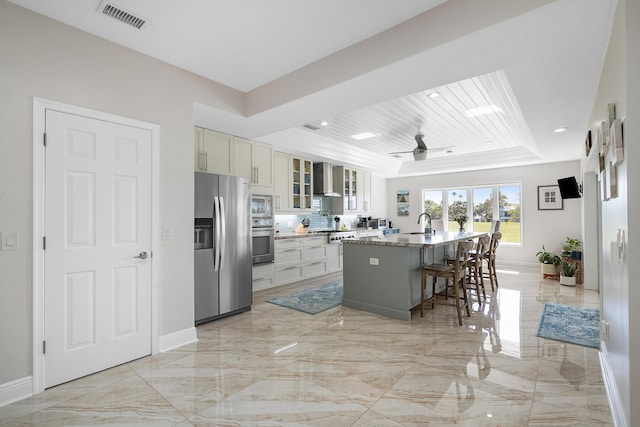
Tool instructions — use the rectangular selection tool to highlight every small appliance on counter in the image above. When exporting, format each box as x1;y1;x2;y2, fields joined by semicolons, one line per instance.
333;216;340;231
370;218;388;229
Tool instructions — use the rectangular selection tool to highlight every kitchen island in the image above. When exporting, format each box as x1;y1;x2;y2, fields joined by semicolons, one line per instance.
341;232;486;321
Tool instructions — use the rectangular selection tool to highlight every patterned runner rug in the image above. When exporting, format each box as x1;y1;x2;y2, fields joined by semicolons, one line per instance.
267;281;343;314
536;302;600;349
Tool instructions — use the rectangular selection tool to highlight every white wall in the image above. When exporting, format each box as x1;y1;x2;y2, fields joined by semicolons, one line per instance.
386;161;582;266
0;1;243;387
587;0;639;424
371;174;388;219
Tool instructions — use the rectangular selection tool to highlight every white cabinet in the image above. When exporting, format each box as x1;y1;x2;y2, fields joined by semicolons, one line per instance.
252;141;275;192
275;239;304;285
303;236;327;279
233;136;254;180
195;127;274;194
252;262;276;292
326;243;343;273
331;166;372;214
292;156;313;211
274;152;292;212
332;166;361;213
195;128;233;175
273;152;313;213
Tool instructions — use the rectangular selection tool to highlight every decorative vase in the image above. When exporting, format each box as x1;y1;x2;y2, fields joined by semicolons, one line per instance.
560;275;576;286
459;226;465;233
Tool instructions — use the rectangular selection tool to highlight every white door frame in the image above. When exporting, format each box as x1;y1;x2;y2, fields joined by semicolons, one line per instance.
32;97;160;394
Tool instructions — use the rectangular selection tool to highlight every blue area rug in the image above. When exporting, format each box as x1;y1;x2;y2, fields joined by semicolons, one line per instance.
267;281;343;314
536;302;600;349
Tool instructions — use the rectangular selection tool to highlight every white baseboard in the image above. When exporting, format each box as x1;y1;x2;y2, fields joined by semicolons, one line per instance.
158;326;198;353
600;341;627;427
0;376;32;408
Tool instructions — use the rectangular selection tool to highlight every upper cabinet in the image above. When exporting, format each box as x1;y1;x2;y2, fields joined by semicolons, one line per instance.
273;152;312;213
195;127;274;194
274;152;292;212
292;156;313;211
195;128;233;175
331;166;372;214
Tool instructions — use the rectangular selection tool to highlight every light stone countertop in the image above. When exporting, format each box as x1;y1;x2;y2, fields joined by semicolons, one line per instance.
342;231;487;248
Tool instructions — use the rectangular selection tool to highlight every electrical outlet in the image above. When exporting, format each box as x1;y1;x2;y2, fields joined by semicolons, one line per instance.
162;226;173;240
369;257;379;266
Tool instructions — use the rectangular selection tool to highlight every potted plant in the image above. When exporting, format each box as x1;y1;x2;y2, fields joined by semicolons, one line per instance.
562;237;582;260
560;260;578;286
536;245;561;277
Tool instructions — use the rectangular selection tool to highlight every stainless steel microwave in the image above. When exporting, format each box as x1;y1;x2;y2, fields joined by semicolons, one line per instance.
251;194;274;228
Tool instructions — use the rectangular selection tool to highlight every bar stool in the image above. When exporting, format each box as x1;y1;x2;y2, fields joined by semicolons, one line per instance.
420;240;474;325
467;234;490;301
483;232;502;291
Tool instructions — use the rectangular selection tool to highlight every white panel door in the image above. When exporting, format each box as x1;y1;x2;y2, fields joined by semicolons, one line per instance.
44;110;152;388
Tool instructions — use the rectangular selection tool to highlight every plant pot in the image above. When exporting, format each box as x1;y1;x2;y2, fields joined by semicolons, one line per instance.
540;263;558;276
571;251;582;260
560;275;576;286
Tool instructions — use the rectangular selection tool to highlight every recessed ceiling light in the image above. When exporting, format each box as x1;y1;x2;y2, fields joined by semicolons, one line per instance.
320;120;328;126
485;141;493;146
553;127;568;133
351;132;378;140
465;105;503;117
427;91;440;99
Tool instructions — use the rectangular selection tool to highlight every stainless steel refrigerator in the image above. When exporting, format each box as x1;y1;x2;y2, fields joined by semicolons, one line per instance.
194;172;252;325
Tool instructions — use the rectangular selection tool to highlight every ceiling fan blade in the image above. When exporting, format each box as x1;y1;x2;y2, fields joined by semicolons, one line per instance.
388;150;413;155
427;145;455;152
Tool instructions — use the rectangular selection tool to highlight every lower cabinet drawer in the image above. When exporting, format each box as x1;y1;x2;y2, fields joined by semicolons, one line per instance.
252;275;276;292
304;260;327;278
276;264;303;285
275;247;303;264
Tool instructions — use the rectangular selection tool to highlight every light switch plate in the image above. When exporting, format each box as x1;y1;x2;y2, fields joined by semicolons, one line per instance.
162;226;173;240
1;231;19;251
369;257;379;265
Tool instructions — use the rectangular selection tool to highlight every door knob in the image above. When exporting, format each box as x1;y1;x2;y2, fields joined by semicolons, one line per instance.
134;251;148;260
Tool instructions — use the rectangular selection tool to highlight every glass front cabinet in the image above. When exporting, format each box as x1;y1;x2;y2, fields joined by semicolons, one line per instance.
292;157;312;210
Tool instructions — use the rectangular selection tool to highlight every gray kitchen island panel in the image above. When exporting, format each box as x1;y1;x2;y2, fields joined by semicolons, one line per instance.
342;243;423;321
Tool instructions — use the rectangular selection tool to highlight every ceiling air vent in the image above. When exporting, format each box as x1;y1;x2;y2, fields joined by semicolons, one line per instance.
98;1;148;30
303;124;321;131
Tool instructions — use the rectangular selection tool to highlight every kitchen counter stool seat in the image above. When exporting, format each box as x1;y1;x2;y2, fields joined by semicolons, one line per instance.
420;240;474;325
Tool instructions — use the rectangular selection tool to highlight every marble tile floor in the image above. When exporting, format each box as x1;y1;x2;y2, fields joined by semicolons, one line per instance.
1;267;611;426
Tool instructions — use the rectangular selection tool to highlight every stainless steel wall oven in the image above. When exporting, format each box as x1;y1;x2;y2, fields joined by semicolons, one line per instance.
251;194;274;265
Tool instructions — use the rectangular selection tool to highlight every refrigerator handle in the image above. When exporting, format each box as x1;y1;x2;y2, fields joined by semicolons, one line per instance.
219;196;227;270
214;196;221;271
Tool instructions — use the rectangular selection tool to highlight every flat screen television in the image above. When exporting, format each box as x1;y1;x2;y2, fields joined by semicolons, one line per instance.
558;176;581;199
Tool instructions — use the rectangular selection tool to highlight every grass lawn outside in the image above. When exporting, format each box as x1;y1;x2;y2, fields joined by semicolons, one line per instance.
447;221;521;243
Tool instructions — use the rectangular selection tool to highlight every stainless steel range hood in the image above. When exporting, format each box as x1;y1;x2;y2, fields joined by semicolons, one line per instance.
313;162;341;197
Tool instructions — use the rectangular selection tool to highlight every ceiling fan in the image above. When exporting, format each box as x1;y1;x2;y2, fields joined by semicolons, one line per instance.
389;134;454;161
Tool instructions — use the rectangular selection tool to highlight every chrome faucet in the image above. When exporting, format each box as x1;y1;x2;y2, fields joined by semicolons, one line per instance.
417;212;432;234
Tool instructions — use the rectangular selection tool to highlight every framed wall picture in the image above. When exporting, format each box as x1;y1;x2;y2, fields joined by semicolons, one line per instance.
538;185;563;210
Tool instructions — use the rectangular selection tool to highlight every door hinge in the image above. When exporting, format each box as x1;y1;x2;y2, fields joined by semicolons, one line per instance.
43;236;46;250
43;132;47;147
42;340;46;354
